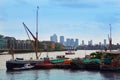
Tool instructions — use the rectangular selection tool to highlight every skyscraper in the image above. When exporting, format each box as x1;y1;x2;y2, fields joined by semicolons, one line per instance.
75;39;79;48
88;40;93;46
60;36;64;45
99;42;102;46
104;39;107;46
70;38;74;47
66;38;71;46
82;40;84;46
50;34;58;43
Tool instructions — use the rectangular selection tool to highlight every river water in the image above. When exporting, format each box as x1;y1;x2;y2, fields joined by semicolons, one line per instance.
0;50;120;80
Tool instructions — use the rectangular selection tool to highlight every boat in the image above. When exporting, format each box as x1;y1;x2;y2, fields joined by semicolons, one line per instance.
70;58;100;70
0;51;8;55
91;24;120;72
34;57;54;69
54;59;71;69
100;50;120;71
65;51;75;55
65;46;75;55
13;63;34;70
34;54;71;69
50;55;68;64
6;6;42;71
6;58;42;70
99;24;120;71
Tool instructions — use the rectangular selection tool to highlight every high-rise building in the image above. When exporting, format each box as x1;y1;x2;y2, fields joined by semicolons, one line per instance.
50;34;58;43
70;39;74;47
60;36;64;45
82;40;84;46
99;42;102;46
88;40;93;46
104;39;107;46
75;39;79;48
66;38;71;46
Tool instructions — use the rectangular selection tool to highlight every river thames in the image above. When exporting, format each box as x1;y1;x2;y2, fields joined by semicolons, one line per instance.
0;50;120;80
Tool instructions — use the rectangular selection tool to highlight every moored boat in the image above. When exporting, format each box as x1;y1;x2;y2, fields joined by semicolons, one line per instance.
70;58;100;70
0;51;8;55
6;58;43;70
100;25;120;71
34;57;54;69
100;51;120;71
13;63;34;71
6;6;42;71
52;59;71;69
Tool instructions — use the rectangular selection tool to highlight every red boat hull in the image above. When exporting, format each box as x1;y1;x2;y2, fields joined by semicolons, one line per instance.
65;52;75;55
35;62;54;69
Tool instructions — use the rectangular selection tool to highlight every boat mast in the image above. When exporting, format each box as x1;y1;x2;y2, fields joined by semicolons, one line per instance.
10;39;14;60
109;24;112;52
35;6;39;59
22;6;39;60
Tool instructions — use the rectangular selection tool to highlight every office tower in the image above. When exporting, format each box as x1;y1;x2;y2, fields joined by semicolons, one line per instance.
88;40;93;46
99;42;102;46
60;36;64;45
50;34;58;43
82;40;84;46
75;39;79;48
104;39;107;46
66;38;71;46
70;38;74;47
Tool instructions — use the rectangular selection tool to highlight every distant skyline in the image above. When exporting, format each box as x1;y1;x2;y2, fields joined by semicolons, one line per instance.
50;34;108;45
0;0;120;44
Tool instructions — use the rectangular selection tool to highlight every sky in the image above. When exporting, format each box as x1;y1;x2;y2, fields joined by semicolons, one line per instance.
0;0;120;45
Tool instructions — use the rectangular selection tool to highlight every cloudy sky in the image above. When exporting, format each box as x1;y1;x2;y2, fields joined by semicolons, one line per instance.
0;0;120;44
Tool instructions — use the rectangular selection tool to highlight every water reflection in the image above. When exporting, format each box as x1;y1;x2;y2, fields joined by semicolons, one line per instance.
100;71;120;80
44;69;50;80
6;69;51;80
4;69;120;80
32;69;50;80
32;70;39;80
7;71;23;80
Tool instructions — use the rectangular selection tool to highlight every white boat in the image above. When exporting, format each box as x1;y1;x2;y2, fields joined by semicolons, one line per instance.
0;52;8;55
13;64;34;70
